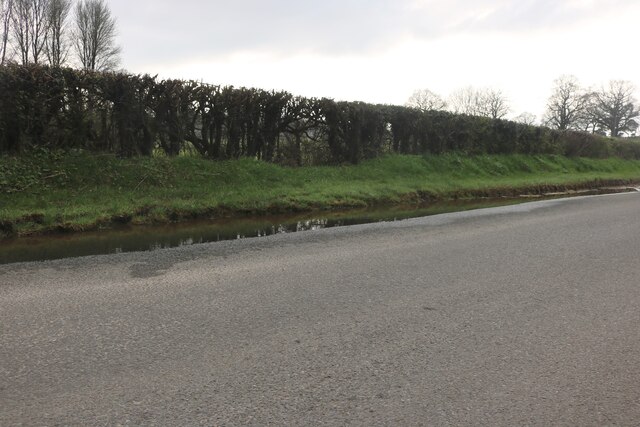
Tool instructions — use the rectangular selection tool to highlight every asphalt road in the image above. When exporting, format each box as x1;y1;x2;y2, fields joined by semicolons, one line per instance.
2;193;640;426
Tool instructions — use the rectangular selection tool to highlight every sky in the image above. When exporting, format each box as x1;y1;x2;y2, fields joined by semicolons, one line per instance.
109;0;640;120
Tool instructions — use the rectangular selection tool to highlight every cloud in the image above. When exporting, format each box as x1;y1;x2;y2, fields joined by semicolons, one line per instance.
112;0;640;75
114;0;419;63
108;0;640;118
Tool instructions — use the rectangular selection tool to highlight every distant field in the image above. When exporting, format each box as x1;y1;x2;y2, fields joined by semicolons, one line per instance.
2;151;640;237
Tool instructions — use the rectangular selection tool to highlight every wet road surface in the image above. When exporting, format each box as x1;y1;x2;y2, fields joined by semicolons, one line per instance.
2;193;640;425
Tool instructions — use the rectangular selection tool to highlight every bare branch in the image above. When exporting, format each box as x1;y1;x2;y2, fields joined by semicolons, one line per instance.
543;75;587;130
10;0;50;65
405;88;447;112
448;86;510;119
11;0;30;64
479;88;510;120
590;80;640;137
513;112;537;126
447;86;479;116
72;0;120;71
0;0;13;64
45;0;70;66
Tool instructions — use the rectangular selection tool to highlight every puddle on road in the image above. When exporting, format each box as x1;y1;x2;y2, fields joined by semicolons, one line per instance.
0;189;634;265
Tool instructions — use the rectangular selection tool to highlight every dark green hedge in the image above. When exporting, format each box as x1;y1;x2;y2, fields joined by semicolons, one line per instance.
1;64;639;164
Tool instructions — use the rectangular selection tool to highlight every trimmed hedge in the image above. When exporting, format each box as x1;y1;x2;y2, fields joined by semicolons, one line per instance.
2;64;639;164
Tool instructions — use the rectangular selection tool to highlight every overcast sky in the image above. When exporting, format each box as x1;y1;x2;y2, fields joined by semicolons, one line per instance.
109;0;640;119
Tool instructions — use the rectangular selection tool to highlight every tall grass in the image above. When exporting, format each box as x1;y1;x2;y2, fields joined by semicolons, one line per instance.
2;151;640;237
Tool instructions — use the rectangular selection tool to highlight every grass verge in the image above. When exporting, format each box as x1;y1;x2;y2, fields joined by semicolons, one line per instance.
2;151;640;238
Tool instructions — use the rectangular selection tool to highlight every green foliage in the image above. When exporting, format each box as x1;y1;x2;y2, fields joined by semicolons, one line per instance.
2;152;640;237
0;148;70;193
3;64;640;164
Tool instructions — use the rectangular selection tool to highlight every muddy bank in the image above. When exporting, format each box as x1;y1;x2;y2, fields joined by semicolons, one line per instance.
405;179;637;202
1;178;637;242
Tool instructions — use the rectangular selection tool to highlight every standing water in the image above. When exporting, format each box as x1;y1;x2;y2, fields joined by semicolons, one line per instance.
0;190;632;265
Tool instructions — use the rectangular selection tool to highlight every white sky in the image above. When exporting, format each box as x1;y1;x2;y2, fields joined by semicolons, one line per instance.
109;0;640;120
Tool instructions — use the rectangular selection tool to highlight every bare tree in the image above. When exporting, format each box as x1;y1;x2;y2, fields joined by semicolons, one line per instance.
591;80;640;137
27;0;48;63
10;0;49;64
44;0;70;66
543;75;587;130
72;0;120;71
448;86;509;119
573;91;600;134
447;86;479;116
0;0;12;64
10;0;30;64
405;88;447;112
513;112;537;126
477;88;510;119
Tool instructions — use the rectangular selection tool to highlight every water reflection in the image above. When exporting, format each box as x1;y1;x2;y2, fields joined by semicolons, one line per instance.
0;193;616;265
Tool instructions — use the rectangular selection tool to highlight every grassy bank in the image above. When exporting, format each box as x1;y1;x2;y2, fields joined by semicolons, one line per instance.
2;151;640;238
